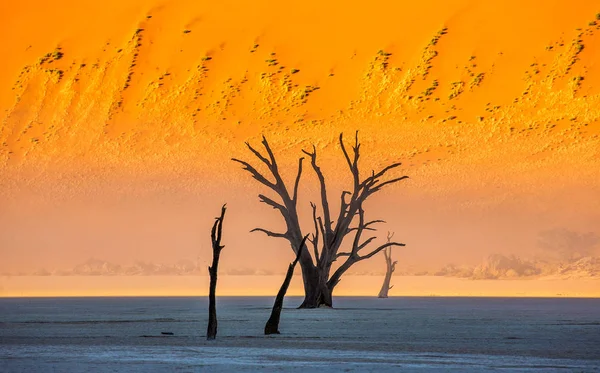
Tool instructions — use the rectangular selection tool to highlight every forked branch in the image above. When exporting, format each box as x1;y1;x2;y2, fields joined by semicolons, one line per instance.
339;132;361;192
231;158;277;191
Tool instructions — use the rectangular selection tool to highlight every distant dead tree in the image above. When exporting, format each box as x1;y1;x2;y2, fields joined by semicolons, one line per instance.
207;204;226;340
265;235;308;335
378;232;398;298
233;132;407;308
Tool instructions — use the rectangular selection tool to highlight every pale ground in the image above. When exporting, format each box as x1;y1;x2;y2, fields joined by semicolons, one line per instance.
1;275;599;297
1;297;599;372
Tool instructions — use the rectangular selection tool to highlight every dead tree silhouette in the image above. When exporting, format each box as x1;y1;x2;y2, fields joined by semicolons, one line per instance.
265;235;309;335
207;204;226;340
233;132;407;308
378;232;397;298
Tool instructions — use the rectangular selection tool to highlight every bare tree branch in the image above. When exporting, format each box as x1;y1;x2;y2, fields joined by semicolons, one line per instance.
339;133;354;175
335;251;352;259
258;194;286;212
292;158;304;203
335;191;352;232
348;206;366;257
347;219;385;233
362;162;404;188
358;242;405;261
357;236;377;251
257;137;293;203
339;132;360;192
232;158;277;191
211;204;227;250
302;146;333;236
245;142;272;169
351;131;361;190
261;136;280;172
251;228;288;239
236;137;295;205
369;176;410;195
309;202;321;266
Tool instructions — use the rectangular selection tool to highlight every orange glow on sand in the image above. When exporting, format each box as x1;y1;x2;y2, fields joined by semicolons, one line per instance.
0;0;599;297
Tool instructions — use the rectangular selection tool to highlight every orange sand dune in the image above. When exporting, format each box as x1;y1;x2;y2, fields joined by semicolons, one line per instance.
0;1;599;295
1;0;599;165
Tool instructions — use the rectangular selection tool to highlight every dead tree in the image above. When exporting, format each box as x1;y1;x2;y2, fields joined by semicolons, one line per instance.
207;204;226;340
265;235;308;335
233;132;407;308
378;232;398;298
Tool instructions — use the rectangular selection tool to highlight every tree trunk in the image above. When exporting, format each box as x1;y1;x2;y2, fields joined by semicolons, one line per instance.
378;270;393;298
298;266;319;308
377;242;396;299
265;236;307;334
207;262;219;339
207;205;226;340
297;265;334;308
